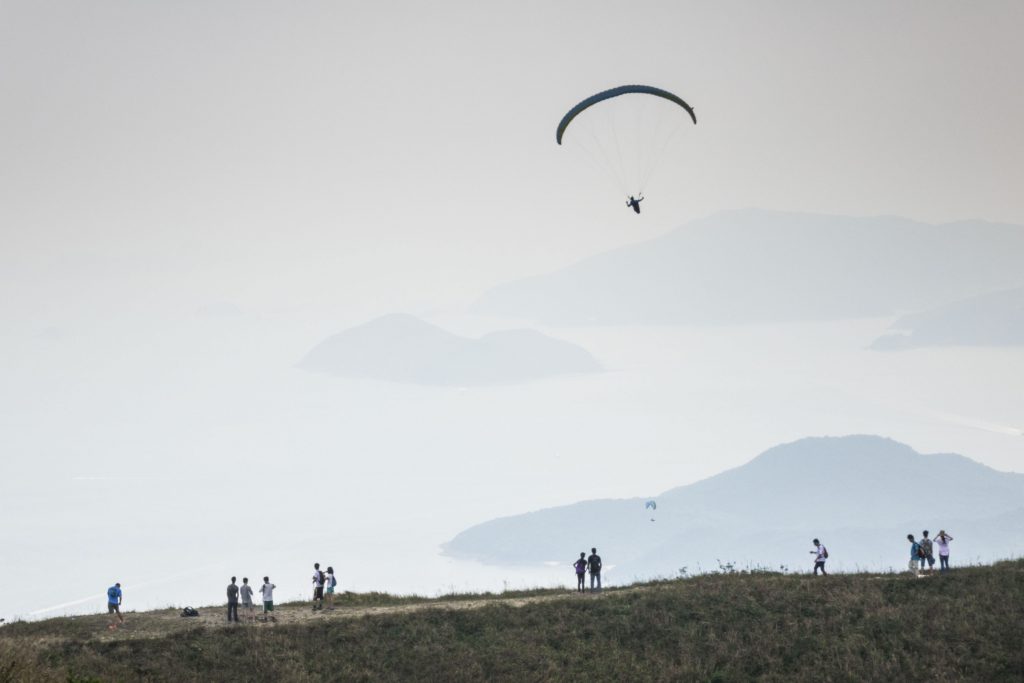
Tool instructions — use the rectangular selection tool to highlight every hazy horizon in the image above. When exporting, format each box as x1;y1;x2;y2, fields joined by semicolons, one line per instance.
2;1;1023;621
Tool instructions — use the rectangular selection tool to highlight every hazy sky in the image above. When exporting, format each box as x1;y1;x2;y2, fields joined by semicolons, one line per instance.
3;0;1023;325
2;1;1023;618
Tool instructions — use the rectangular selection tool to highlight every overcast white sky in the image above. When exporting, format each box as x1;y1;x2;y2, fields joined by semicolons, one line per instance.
2;1;1023;617
3;0;1023;325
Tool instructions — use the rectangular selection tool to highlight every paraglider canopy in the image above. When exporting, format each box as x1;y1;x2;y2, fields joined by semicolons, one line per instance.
555;84;698;204
556;85;696;145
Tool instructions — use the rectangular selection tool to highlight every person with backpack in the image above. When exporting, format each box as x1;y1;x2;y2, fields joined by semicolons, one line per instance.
226;577;240;622
239;577;255;622
260;576;276;621
935;530;954;572
325;566;338;610
919;530;935;573
907;534;922;577
572;552;587;592
809;538;828;575
106;582;124;630
311;562;325;612
587;548;603;592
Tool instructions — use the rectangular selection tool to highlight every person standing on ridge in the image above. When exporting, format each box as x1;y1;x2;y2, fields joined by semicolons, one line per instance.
810;539;828;576
907;534;922;577
226;577;240;622
626;194;644;214
260;576;276;621
935;530;954;572
106;582;124;630
311;563;324;612
573;552;587;593
239;577;255;622
587;548;603;592
325;567;337;611
920;531;935;574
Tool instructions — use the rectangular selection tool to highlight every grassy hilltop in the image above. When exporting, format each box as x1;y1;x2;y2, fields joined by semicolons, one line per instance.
3;561;1023;682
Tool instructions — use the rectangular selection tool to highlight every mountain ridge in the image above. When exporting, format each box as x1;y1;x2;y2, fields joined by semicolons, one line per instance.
444;435;1024;575
472;209;1024;325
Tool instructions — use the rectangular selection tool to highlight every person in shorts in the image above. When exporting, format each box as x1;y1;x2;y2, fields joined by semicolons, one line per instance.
325;566;337;610
907;534;922;577
311;562;324;611
106;582;124;630
573;552;587;592
919;530;935;573
260;576;276;621
239;577;256;622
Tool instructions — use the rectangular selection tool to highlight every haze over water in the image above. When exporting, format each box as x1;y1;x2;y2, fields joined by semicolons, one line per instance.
2;1;1023;620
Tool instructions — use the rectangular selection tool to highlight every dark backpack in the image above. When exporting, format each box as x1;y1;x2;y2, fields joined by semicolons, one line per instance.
315;571;324;585
822;546;829;559
181;606;199;617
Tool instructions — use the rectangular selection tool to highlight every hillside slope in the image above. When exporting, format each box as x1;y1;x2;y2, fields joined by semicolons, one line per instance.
2;563;1022;682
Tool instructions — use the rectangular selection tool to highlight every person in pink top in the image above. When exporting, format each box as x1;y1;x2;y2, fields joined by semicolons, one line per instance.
935;530;954;572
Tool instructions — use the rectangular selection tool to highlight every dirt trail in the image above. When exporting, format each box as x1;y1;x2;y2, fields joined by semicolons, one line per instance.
41;589;636;644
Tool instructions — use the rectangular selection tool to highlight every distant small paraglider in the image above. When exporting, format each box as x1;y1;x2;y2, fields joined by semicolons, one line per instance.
645;500;657;521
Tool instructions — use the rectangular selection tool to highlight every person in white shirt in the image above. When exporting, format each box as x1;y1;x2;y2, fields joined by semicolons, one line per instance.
311;562;325;611
935;530;954;572
809;538;828;576
239;577;256;622
259;576;276;621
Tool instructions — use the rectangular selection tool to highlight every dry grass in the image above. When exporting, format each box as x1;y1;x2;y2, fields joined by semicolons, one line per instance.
2;561;1022;682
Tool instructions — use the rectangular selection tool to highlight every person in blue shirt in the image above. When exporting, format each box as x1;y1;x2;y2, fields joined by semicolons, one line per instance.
907;534;922;577
107;582;124;630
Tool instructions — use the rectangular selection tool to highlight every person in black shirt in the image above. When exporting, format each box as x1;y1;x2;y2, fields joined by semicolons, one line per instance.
226;576;240;622
587;548;603;592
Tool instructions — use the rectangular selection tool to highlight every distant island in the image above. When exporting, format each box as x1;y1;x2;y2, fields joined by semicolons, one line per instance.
472;210;1024;325
872;286;1024;349
444;435;1024;577
298;313;602;386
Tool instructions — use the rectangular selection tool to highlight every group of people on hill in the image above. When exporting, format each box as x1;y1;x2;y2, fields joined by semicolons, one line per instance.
225;562;337;623
809;530;955;577
908;530;953;576
225;576;277;622
310;562;338;612
102;531;962;628
571;548;603;592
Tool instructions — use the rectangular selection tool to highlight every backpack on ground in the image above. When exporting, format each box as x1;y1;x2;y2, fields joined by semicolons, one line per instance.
181;607;199;617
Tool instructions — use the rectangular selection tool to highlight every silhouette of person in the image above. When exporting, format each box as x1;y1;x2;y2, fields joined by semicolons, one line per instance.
626;195;644;214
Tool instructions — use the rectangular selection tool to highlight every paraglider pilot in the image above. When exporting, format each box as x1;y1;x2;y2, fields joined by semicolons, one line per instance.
627;194;644;214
